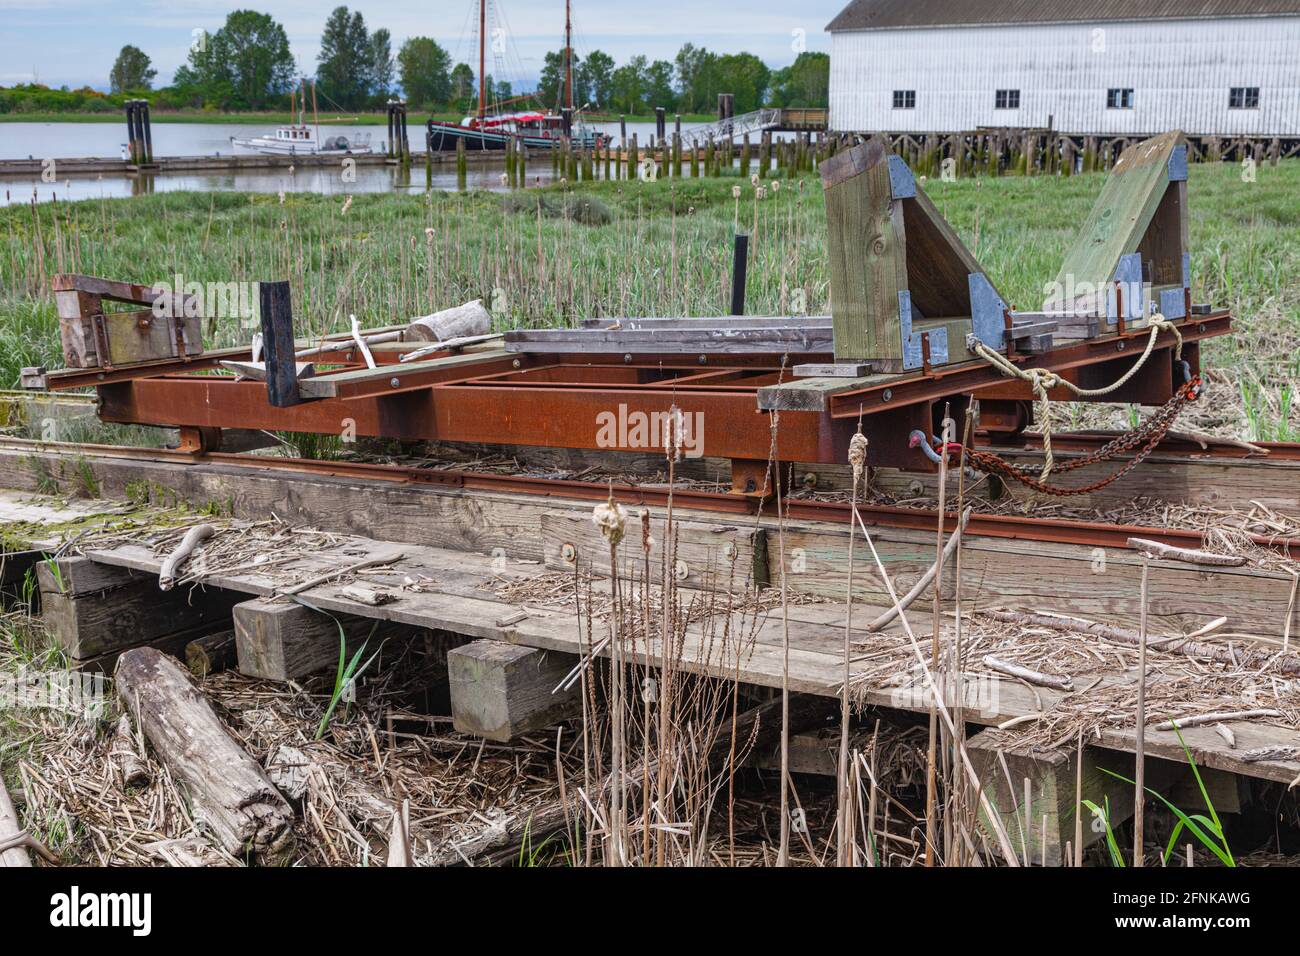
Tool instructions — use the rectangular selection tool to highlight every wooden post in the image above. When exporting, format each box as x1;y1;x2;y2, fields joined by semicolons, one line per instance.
38;556;239;668
256;280;300;408
456;136;467;189
819;138;906;368
233;597;411;682
448;640;581;741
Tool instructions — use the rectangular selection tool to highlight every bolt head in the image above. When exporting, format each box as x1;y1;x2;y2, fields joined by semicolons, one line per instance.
561;542;577;563
882;388;893;402
390;377;401;387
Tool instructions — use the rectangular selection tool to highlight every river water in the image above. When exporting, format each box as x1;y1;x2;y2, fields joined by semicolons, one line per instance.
0;119;727;205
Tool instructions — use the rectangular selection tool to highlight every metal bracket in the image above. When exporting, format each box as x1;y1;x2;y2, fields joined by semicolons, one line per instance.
887;155;916;199
1156;252;1193;319
90;313;114;369
968;272;1010;350
898;291;948;370
1106;253;1145;324
1168;144;1188;182
171;315;190;362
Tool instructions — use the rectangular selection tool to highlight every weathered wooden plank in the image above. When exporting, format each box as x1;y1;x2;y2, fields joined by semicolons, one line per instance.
540;509;767;588
232;597;416;682
820;136;907;366
256;280;300;408
296;349;515;399
503;327;833;354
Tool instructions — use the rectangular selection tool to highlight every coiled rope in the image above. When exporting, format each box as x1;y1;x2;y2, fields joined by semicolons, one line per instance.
970;316;1185;479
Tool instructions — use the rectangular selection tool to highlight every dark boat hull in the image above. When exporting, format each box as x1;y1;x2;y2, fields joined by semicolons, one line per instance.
427;122;600;152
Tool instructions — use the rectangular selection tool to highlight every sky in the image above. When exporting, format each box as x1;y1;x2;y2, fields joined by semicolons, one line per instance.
0;0;846;91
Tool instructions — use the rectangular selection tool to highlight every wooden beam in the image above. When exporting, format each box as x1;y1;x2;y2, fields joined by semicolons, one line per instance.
232;597;414;682
447;639;580;741
256;280;300;408
37;556;239;662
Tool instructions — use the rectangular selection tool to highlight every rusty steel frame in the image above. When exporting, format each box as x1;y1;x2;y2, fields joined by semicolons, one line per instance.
67;311;1231;475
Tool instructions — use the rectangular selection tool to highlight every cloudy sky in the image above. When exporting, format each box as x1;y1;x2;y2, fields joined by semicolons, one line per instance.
1;0;845;90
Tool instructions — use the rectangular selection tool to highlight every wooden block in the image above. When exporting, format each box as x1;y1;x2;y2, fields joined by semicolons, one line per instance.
37;557;239;659
233;597;409;681
185;628;237;678
448;639;580;741
541;510;767;589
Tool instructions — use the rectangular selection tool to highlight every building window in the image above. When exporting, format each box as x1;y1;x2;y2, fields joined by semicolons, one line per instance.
1106;88;1134;109
995;89;1020;109
892;90;916;109
1229;86;1260;109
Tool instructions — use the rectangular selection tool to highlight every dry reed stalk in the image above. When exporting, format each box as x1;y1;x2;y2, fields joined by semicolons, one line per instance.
838;428;868;866
1134;554;1151;867
924;415;954;865
847;504;1021;865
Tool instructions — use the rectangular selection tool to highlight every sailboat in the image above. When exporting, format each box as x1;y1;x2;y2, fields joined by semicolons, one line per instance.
427;0;604;152
232;78;374;156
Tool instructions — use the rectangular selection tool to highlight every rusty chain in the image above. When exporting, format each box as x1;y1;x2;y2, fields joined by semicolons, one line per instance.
960;376;1204;497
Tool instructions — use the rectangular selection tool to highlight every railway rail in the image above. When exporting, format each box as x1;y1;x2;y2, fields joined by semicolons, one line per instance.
3;434;1297;560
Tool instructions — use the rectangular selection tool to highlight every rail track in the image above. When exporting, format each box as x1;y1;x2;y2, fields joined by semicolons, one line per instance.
3;434;1297;560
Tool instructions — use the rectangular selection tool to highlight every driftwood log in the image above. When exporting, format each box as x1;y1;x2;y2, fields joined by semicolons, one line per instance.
405;300;491;342
115;647;294;859
185;629;237;678
426;693;837;866
0;776;31;867
109;714;151;788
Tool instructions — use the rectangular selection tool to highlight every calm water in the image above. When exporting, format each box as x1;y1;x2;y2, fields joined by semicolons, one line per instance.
0;119;730;204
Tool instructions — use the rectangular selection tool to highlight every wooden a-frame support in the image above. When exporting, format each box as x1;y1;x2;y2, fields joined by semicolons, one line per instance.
820;135;1035;373
1048;130;1191;334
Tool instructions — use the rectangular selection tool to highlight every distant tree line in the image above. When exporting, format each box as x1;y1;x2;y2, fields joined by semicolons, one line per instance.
1;5;830;116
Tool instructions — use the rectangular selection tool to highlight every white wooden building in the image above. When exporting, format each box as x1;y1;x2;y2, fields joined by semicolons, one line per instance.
827;0;1300;136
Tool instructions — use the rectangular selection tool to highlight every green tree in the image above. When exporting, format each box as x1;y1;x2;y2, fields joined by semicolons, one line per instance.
397;37;451;107
767;52;829;108
577;49;613;108
715;52;769;113
317;6;370;109
674;43;719;114
538;49;587;110
172;11;295;110
449;62;475;111
369;28;394;99
610;55;648;114
644;60;675;112
109;45;156;93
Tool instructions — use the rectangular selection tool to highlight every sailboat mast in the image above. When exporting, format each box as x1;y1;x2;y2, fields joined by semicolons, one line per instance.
564;0;573;112
477;0;487;121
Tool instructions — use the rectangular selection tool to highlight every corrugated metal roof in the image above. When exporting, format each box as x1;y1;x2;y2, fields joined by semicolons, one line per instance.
827;0;1300;31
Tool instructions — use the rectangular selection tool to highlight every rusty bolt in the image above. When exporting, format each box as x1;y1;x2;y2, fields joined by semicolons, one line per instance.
561;542;577;563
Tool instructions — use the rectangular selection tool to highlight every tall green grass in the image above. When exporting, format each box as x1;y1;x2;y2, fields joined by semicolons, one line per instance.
3;160;1297;439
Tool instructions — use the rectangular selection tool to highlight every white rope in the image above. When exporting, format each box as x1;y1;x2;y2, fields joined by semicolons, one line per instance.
971;316;1183;479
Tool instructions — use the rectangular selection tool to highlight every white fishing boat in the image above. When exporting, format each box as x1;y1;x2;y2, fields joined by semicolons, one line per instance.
231;79;374;156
